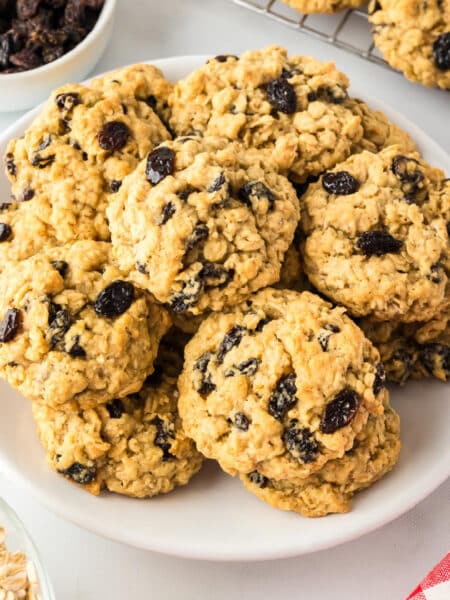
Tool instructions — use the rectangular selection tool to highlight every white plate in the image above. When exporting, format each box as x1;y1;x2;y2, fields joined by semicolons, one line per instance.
0;56;449;562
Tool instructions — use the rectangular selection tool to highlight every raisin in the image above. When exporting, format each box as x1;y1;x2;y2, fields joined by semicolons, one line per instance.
255;317;271;332
59;462;96;485
16;0;40;20
194;352;216;394
145;95;157;109
283;421;318;463
373;362;386;395
98;121;129;151
47;301;61;325
289;174;319;199
43;45;64;64
320;389;360;434
428;263;443;283
308;85;347;104
266;77;296;114
36;136;52;152
5;153;15;177
146;147;175;184
212;54;238;62
67;335;86;358
318;331;331;352
50;260;68;277
18;186;34;201
186;224;209;250
48;309;71;349
318;323;340;350
177;186;197;201
31;153;55;168
0;223;12;242
94;280;134;318
357;230;403;257
136;262;148;274
391;155;427;203
233;412;249;431
238;181;275;211
268;373;297;420
391;347;416;383
0;308;20;343
433;32;450;71
419;343;449;381
247;471;268;488
109;179;122;193
281;66;302;79
368;0;381;14
199;262;234;289
208;172;226;193
170;278;203;313
0;32;13;69
158;201;176;225
235;358;260;376
322;171;360;195
106;399;125;419
10;48;42;70
152;416;174;460
217;325;246;363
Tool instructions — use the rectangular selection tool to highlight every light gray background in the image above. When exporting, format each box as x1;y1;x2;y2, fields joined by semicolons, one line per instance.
1;1;449;598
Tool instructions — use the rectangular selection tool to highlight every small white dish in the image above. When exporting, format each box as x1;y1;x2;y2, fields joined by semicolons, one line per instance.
0;56;449;562
0;496;55;599
0;0;116;113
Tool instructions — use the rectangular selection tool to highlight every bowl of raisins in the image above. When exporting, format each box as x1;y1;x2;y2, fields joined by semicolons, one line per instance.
0;0;116;112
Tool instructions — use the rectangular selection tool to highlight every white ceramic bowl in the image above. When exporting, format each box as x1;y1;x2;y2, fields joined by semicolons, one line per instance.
0;497;55;599
0;0;116;112
0;56;449;562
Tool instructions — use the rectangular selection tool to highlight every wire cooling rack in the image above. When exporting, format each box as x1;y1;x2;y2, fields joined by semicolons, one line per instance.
231;1;390;69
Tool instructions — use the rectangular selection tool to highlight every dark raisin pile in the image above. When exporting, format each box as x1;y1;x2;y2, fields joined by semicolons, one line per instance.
0;1;105;74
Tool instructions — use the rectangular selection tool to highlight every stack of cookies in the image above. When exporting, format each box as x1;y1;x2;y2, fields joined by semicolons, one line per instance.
279;1;450;90
0;46;447;517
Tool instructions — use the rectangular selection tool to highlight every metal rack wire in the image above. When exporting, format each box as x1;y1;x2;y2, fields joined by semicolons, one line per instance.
231;1;390;70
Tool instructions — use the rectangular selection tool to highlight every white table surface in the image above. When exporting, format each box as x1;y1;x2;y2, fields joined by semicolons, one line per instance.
0;1;449;598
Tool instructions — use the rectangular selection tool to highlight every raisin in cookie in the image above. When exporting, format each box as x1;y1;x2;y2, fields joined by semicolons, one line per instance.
169;46;363;181
178;288;385;479
345;98;416;155
2;83;170;267
107;136;300;315
241;401;400;517
360;309;450;383
369;0;450;90
281;0;366;14
301;145;448;322
32;334;202;497
0;241;170;408
90;63;173;129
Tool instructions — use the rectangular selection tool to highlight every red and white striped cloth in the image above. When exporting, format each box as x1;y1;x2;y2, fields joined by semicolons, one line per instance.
406;553;450;600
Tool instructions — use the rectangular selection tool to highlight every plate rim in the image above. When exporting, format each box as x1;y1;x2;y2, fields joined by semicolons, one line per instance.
0;54;449;562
